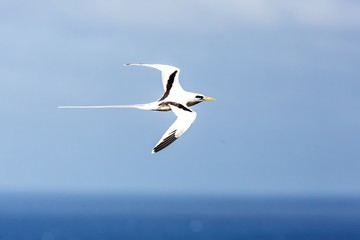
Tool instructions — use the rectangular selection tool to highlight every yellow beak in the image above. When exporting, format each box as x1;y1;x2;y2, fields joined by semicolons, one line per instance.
203;96;216;101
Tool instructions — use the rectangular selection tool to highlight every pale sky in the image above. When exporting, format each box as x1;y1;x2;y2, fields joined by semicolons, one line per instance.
0;0;359;196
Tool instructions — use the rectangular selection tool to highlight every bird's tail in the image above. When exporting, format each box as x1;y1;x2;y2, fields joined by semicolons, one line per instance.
57;103;152;110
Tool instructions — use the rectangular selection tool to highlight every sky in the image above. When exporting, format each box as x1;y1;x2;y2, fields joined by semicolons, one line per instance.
0;0;360;196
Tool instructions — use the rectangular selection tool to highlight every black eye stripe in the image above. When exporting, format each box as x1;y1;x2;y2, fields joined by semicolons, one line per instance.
196;95;204;99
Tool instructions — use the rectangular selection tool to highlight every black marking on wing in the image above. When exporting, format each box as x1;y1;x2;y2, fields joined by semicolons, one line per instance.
153;130;178;153
162;101;192;112
158;70;178;101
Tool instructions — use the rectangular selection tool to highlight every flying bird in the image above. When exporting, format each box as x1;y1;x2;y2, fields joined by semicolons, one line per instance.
58;64;215;153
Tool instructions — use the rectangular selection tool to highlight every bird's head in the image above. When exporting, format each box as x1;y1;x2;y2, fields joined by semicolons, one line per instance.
195;94;216;102
184;92;216;107
186;94;215;107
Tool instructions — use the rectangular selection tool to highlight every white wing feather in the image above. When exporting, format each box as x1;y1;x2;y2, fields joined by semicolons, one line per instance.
125;63;184;93
152;104;197;154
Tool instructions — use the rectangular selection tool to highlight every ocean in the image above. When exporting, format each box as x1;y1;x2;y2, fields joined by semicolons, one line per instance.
0;193;359;240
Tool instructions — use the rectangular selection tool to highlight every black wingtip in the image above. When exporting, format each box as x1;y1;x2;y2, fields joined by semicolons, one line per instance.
152;130;178;153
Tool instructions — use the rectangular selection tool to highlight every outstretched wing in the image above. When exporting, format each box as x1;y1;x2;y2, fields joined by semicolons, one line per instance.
125;64;184;100
152;102;197;154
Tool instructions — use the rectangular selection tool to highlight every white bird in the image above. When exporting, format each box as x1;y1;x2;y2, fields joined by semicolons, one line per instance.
58;64;215;153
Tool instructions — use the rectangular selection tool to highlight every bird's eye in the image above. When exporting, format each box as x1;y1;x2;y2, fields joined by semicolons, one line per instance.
196;95;204;99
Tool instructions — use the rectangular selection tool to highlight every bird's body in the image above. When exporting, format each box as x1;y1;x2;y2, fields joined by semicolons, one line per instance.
59;64;215;153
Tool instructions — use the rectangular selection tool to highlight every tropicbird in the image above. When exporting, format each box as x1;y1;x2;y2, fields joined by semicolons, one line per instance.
58;64;215;153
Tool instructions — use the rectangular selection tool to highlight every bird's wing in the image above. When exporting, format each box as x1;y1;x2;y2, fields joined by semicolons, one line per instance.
125;64;184;100
152;102;197;154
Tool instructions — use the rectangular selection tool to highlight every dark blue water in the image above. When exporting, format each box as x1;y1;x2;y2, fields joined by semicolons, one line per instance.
0;193;359;240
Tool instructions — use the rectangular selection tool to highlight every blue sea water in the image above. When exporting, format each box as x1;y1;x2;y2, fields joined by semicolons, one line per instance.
0;193;359;240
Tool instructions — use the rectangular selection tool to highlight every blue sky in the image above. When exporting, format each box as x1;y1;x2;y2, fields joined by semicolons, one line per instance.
0;0;359;196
